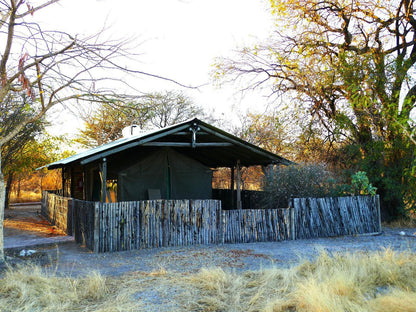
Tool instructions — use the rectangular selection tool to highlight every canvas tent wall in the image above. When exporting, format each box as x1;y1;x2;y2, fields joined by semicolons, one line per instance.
118;147;213;201
44;118;293;203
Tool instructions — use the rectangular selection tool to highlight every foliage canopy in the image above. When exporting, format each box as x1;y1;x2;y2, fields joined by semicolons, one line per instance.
216;0;416;218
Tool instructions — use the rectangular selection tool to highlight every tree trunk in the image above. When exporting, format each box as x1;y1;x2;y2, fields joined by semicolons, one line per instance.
0;148;5;263
4;173;12;210
17;177;21;200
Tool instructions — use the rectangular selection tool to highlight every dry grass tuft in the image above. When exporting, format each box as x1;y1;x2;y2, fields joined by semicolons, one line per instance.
383;217;416;229
368;289;416;312
187;249;416;312
147;267;168;276
0;265;142;312
1;249;416;311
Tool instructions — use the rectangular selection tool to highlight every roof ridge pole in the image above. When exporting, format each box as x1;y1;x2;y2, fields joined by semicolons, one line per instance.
189;122;200;148
236;159;242;210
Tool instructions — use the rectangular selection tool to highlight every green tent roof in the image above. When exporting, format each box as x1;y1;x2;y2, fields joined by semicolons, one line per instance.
46;118;293;169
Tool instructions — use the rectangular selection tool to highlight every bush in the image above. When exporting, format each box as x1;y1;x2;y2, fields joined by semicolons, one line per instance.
263;163;341;207
331;171;377;197
350;171;377;196
263;165;376;207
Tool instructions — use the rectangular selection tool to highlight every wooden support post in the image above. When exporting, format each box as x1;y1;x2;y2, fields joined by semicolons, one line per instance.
230;166;235;209
82;169;86;200
101;158;107;203
236;160;242;210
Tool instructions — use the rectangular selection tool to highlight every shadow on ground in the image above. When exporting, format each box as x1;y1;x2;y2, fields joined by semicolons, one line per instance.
3;203;73;267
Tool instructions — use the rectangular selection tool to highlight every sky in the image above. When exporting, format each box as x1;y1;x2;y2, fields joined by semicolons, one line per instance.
36;0;276;136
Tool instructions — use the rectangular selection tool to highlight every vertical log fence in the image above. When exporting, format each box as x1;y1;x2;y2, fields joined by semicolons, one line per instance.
290;195;381;239
222;209;292;244
42;192;382;253
73;199;96;250
76;199;223;252
41;190;73;235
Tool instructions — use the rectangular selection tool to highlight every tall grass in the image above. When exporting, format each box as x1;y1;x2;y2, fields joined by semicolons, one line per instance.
188;249;416;312
0;265;143;312
1;249;416;311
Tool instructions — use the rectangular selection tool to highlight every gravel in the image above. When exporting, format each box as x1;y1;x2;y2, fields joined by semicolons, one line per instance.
18;227;414;277
5;205;416;311
3;227;416;312
7;204;416;276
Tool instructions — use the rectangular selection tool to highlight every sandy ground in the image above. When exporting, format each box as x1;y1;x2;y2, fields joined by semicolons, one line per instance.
4;203;67;236
45;227;416;276
4;204;72;251
3;204;416;277
3;205;416;312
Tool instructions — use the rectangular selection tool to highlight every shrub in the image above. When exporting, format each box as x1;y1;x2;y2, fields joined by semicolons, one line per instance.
263;165;377;207
263;163;341;207
350;171;377;196
332;171;377;197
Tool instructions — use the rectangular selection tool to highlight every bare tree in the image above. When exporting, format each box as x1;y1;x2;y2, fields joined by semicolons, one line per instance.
143;91;207;128
0;0;185;262
75;91;215;148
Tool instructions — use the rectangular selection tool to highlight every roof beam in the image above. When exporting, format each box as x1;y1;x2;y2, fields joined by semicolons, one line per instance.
142;142;233;147
171;131;208;135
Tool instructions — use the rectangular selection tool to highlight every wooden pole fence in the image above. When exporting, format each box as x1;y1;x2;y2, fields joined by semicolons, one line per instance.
42;191;382;253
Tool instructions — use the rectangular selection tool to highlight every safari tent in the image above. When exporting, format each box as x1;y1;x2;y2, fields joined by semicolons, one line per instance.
45;118;292;207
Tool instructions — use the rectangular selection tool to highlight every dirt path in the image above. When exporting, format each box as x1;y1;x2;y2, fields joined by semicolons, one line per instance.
27;226;415;278
4;204;72;251
4;204;66;236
